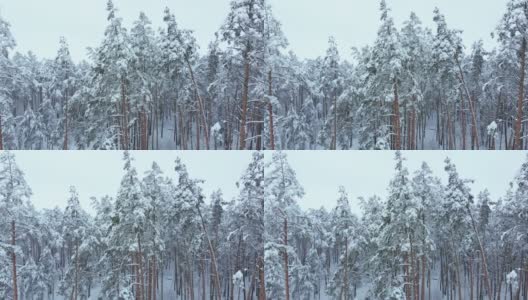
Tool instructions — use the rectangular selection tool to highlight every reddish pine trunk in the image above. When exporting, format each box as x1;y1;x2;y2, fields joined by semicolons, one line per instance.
140;105;148;150
268;70;275;150
121;80;129;150
460;91;466;150
239;48;250;150
186;59;210;150
393;81;401;150
515;37;527;150
12;220;18;300
258;256;266;300
197;205;222;300
284;218;290;300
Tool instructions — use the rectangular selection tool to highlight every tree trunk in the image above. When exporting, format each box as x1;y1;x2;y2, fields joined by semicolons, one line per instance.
393;80;401;150
138;236;145;300
468;208;493;300
140;105;148;150
121;80;129;150
186;58;210;150
239;47;250;150
74;239;79;300
455;56;480;149
63;99;69;150
0;114;3;150
284;218;290;300
515;37;527;150
421;255;425;300
460;90;466;150
344;236;349;300
148;256;153;300
197;205;222;300
332;92;337;150
268;70;275;150
12;220;18;300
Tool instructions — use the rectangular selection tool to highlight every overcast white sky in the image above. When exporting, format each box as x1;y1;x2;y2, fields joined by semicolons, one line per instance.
0;0;505;62
275;151;527;214
14;151;252;215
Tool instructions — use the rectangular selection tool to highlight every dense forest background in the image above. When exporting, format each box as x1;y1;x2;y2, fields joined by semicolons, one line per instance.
264;151;528;299
0;151;527;299
1;0;528;149
0;151;266;300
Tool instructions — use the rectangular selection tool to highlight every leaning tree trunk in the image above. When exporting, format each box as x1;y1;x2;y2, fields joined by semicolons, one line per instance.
186;58;210;150
455;56;480;150
515;37;527;150
197;205;222;300
468;207;493;300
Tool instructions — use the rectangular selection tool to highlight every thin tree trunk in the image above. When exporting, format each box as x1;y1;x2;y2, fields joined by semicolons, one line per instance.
148;256;152;300
455;57;480;149
63;98;69;150
74;239;79;300
421;255;425;300
197;205;222;300
12;220;18;300
515;37;527;150
268;70;275;150
393;80;401;150
239;47;250;150
469;258;474;300
138;235;145;300
284;218;290;300
468;207;493;300
344;236;349;300
186;58;209;149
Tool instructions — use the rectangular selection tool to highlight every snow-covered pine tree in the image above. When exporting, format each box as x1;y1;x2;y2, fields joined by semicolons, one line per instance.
497;0;528;150
264;151;304;299
0;151;32;300
368;0;405;150
87;0;135;149
0;16;17;150
326;187;360;300
374;151;421;299
220;0;268;150
59;186;91;300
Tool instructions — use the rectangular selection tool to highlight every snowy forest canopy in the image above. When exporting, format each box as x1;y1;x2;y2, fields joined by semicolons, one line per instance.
1;150;528;299
1;0;528;149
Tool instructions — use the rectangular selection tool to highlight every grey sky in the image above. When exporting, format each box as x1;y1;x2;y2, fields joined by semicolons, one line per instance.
13;151;252;215
277;151;527;214
0;0;505;62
